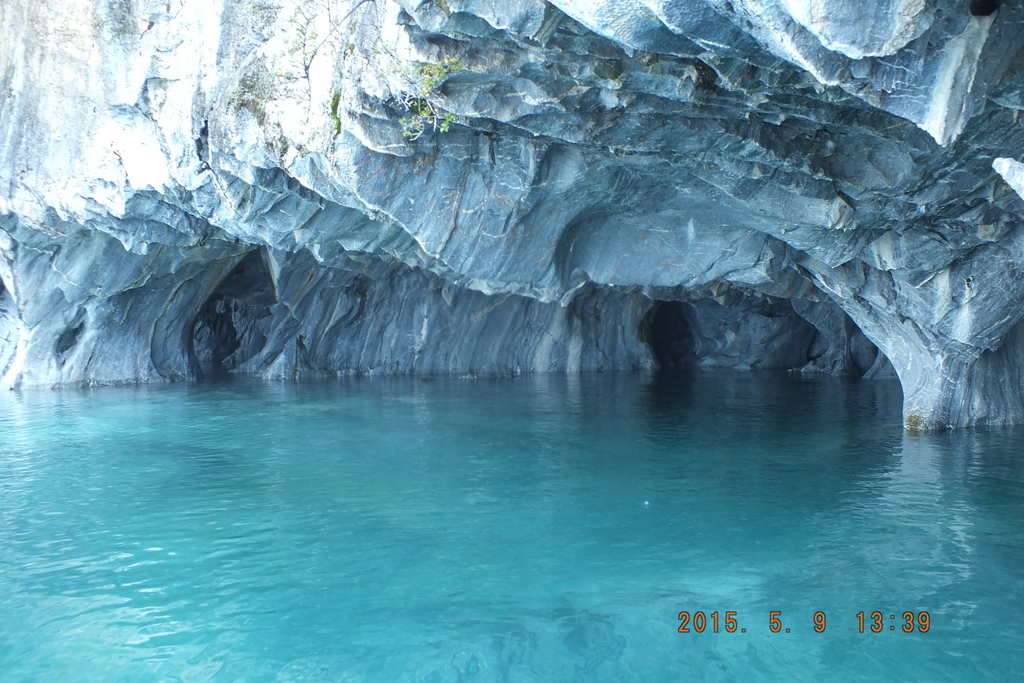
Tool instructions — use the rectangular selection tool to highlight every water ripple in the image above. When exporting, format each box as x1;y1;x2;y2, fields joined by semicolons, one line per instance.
0;374;1021;680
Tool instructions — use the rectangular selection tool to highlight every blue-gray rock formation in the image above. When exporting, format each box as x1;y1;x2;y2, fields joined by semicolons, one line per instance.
3;0;1024;429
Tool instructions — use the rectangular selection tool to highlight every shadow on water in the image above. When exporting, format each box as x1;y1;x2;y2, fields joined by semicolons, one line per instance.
637;367;904;443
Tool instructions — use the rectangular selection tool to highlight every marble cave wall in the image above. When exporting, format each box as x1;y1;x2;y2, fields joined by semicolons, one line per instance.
3;0;1024;429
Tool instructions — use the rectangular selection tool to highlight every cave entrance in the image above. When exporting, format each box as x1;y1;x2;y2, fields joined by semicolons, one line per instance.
192;250;275;375
642;301;695;370
54;308;87;369
969;0;999;17
640;294;897;378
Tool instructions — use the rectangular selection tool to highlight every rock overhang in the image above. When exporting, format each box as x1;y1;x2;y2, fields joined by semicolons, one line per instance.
2;0;1024;429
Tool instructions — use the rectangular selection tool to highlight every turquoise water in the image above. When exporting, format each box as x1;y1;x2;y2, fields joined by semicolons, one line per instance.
0;372;1021;681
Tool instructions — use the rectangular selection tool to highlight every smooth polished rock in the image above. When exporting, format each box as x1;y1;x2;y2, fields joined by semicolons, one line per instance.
2;0;1024;428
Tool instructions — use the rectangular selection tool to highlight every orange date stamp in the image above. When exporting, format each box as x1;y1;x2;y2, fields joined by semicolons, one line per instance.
677;610;930;633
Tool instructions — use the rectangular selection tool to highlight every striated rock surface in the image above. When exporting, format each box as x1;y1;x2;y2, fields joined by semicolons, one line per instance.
3;0;1024;429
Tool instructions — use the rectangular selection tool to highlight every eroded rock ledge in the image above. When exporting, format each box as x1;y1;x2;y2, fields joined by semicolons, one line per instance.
3;0;1024;429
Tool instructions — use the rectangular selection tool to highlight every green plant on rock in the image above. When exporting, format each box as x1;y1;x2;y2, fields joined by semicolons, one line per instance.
394;58;464;140
285;0;376;80
329;91;343;134
415;59;464;89
286;3;322;79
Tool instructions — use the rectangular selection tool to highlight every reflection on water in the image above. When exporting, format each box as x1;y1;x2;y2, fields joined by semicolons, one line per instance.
0;371;1021;681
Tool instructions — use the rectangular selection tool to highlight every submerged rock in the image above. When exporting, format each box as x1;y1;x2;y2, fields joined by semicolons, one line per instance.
2;0;1024;429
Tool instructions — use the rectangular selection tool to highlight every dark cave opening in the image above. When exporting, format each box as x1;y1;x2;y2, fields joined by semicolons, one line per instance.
641;301;696;370
969;0;999;16
55;309;87;368
192;250;275;373
640;295;897;378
